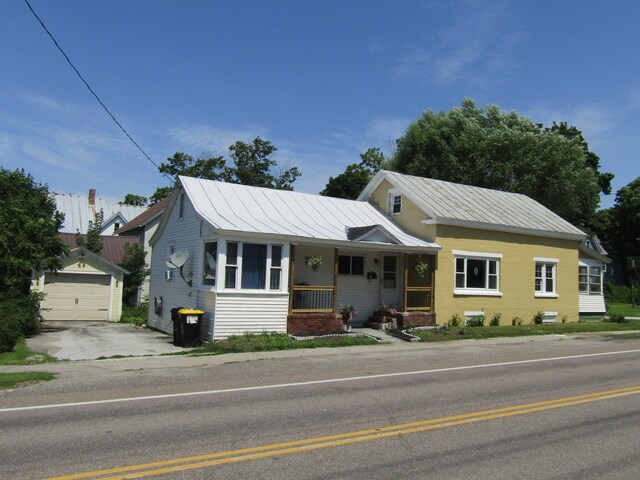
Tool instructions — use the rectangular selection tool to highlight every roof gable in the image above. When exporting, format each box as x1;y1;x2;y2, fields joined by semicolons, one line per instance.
359;170;586;240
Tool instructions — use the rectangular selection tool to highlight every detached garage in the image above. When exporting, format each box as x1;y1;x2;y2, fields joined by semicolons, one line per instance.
33;247;128;322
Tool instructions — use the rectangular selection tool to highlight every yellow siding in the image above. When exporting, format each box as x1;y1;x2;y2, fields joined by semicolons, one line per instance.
434;225;579;324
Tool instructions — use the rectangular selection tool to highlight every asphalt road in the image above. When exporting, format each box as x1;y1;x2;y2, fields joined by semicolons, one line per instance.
1;333;639;479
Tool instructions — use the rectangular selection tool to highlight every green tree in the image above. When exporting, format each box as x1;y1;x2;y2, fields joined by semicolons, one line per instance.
120;243;148;304
119;194;148;207
0;168;67;351
76;210;103;255
150;137;301;202
392;99;612;228
611;177;640;259
321;147;386;199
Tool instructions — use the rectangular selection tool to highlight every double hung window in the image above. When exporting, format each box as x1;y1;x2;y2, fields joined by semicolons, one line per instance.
338;255;364;275
534;259;558;297
453;250;501;295
579;265;602;294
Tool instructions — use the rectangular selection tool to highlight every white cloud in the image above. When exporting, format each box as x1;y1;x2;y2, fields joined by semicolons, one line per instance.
166;124;268;154
525;104;615;140
392;1;522;87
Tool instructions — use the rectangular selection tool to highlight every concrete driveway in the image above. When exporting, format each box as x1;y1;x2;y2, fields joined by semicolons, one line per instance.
27;321;185;360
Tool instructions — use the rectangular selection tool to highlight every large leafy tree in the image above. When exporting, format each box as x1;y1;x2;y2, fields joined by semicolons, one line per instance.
120;242;148;303
392;99;612;229
0;168;67;295
119;194;148;207
321;147;386;199
609;177;640;259
150;137;300;203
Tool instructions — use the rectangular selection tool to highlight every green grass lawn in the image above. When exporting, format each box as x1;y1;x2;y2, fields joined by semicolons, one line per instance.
0;339;55;366
607;302;640;318
0;372;55;390
412;319;640;342
193;332;378;355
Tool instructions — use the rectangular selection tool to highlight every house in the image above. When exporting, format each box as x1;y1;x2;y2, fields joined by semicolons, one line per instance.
358;170;588;324
147;176;441;340
578;236;611;317
32;233;131;321
54;189;147;235
116;197;170;304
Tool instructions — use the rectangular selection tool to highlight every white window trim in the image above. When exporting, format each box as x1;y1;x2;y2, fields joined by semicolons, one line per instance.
534;258;558;298
388;188;402;215
453;250;502;296
217;241;287;293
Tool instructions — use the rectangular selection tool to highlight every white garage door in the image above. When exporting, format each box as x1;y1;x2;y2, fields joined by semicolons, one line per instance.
41;273;111;321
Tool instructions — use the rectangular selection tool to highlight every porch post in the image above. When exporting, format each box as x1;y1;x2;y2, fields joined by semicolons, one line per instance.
403;253;409;312
332;248;339;313
288;244;296;314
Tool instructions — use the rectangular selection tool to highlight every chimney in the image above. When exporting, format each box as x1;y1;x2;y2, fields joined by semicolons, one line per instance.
88;189;96;206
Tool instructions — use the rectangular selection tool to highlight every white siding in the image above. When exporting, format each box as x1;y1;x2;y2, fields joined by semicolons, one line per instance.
336;250;381;324
147;194;203;334
578;258;607;314
213;293;289;339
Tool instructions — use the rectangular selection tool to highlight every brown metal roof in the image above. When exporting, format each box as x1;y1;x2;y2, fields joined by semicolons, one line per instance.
59;233;139;265
116;197;170;235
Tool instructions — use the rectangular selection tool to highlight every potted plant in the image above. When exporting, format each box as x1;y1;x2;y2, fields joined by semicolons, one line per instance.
371;303;397;330
339;303;357;331
304;255;323;272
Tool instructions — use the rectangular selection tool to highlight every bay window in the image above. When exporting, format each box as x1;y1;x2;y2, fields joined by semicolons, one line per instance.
579;265;602;294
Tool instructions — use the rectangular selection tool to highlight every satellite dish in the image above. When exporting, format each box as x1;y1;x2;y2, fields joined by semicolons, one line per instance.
206;251;217;270
166;250;189;269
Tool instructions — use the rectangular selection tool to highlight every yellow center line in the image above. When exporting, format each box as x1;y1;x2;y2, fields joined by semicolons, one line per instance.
44;385;640;480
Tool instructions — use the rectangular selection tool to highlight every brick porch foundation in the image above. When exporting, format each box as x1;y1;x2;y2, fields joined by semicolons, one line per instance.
395;311;436;329
287;313;345;336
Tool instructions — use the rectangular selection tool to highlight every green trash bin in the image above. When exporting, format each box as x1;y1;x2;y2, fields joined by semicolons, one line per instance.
178;308;204;347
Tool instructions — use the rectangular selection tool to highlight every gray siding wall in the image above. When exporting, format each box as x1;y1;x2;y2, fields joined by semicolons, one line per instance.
147;193;203;335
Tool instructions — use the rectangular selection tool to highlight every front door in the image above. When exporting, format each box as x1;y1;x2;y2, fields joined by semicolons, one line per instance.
380;255;402;308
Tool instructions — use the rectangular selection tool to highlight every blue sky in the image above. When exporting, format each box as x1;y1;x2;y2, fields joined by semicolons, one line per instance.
1;0;638;209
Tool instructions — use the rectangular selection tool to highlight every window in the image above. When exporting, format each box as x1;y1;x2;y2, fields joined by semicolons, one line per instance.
225;242;238;289
202;242;217;286
270;245;282;290
579;265;602;294
383;256;397;289
534;260;557;296
389;193;402;214
338;255;364;275
222;242;284;291
178;193;185;218
453;251;501;295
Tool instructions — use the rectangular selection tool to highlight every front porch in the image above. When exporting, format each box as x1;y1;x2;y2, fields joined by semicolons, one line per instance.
287;245;436;335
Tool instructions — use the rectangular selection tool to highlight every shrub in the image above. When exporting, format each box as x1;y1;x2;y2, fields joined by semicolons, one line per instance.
120;303;148;326
489;313;501;326
0;293;42;352
532;311;545;325
561;315;568;324
605;282;639;304
466;314;485;327
605;315;629;324
511;316;522;326
448;313;462;327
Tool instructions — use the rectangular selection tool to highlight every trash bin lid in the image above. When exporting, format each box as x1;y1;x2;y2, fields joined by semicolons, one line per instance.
178;308;205;315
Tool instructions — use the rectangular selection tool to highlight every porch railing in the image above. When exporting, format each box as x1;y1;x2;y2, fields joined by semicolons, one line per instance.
291;285;335;313
405;286;433;311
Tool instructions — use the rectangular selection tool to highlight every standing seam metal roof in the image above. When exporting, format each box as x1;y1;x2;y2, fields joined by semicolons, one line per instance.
179;176;439;249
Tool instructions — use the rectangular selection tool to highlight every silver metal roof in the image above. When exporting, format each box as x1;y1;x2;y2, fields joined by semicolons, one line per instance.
360;171;586;239
53;192;147;234
179;176;440;251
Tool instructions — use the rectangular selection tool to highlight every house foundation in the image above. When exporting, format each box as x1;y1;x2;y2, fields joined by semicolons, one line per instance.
287;313;345;336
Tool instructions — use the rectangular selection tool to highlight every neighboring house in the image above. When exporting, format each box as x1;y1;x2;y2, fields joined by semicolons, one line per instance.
578;236;611;316
147;176;441;340
117;197;170;304
54;189;147;235
358;171;588;324
32;233;131;321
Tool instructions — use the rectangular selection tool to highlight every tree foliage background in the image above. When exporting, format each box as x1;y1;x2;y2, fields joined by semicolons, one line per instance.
147;137;300;204
120;242;148;304
391;99;612;229
0;168;67;351
320;148;386;200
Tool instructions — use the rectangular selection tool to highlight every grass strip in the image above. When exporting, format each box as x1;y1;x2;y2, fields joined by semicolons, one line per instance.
0;372;55;390
192;332;378;354
413;320;640;342
0;339;55;365
607;302;640;318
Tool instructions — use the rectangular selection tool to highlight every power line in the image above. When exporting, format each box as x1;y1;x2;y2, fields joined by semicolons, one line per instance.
23;0;174;184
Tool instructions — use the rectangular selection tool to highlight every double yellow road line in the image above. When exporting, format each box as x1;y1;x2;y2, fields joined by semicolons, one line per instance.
45;385;640;480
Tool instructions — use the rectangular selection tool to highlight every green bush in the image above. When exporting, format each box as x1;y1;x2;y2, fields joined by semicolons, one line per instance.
120;303;148;326
466;314;485;327
448;313;462;327
511;316;523;326
605;315;629;324
0;293;42;353
532;311;545;325
489;313;501;326
605;282;640;304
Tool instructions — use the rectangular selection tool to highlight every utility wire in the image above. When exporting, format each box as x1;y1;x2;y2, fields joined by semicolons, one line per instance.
23;0;174;184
